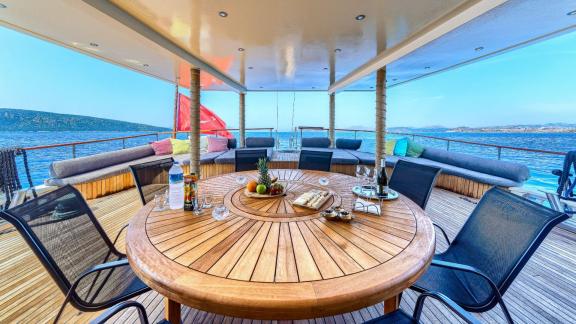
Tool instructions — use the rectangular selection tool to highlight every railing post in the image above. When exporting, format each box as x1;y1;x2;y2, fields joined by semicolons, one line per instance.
446;140;450;151
72;145;76;159
122;138;126;149
412;134;415;141
270;129;273;138
497;147;502;160
354;130;357;139
156;133;160;141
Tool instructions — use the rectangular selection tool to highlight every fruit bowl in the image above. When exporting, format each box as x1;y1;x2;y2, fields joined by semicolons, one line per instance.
243;182;287;198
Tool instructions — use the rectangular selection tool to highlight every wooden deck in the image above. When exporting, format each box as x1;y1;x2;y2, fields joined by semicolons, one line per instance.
0;188;575;323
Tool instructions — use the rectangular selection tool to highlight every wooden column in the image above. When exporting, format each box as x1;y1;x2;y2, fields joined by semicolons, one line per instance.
329;93;335;147
190;68;201;176
375;67;386;170
239;92;246;147
172;78;179;139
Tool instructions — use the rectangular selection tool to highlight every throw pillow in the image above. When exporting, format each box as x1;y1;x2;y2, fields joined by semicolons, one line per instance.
394;138;409;157
385;140;396;155
207;136;229;153
170;138;190;155
150;138;173;155
406;139;425;158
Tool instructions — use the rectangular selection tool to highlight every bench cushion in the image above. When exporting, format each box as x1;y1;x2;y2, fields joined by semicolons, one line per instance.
214;148;273;164
421;147;530;183
49;145;155;179
302;148;359;165
302;137;331;148
245;137;274;148
335;139;362;150
348;150;375;165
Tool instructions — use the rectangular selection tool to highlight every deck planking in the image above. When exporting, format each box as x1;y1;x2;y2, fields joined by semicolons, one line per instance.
0;188;575;323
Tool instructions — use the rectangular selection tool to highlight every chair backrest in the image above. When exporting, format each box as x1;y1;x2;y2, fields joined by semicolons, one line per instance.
447;187;568;305
298;150;333;172
235;149;268;172
0;185;119;304
389;160;441;210
129;158;174;205
557;150;576;200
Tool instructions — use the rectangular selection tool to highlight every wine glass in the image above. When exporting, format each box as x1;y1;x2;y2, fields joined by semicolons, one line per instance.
153;193;166;212
212;205;230;221
235;175;247;186
318;177;330;186
202;194;213;209
355;165;365;187
364;167;375;188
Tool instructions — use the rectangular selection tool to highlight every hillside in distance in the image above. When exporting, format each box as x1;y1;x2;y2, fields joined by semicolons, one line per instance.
0;108;169;131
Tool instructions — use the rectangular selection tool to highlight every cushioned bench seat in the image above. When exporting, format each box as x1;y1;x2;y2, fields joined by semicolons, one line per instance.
300;148;359;165
214;148;274;164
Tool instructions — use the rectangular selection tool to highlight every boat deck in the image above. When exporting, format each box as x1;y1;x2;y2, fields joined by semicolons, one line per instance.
0;188;575;323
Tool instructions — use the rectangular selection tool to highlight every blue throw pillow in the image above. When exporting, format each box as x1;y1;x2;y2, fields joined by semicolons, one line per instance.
394;137;409;157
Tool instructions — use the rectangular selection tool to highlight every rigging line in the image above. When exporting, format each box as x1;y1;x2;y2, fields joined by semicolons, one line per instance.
291;91;296;147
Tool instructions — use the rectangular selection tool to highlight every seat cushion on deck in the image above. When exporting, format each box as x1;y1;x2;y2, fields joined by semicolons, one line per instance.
335;138;362;150
49;145;155;179
385;155;523;187
214;148;273;164
301;137;331;148
245;137;275;148
421;147;530;183
347;150;375;165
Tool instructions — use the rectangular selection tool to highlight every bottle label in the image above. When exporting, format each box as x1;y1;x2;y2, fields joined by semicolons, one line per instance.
170;173;183;184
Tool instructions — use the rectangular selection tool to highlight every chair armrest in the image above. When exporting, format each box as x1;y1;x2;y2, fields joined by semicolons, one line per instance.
413;291;480;324
69;259;130;292
89;300;149;324
112;224;129;257
430;259;513;324
432;223;451;245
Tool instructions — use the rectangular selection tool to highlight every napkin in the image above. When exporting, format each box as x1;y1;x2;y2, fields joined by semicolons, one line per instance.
353;198;381;215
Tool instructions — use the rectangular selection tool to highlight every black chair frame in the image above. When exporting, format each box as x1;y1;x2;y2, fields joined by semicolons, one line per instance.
389;160;442;210
421;188;569;324
298;150;333;172
0;185;150;323
90;300;150;324
235;149;268;172
129;157;175;205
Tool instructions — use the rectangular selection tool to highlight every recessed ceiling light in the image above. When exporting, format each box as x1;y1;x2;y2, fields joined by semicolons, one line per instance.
143;64;149;67
0;3;7;8
355;14;366;21
218;11;228;17
238;48;245;52
567;10;576;16
334;48;342;53
475;46;484;51
323;67;328;70
248;66;253;70
89;42;99;47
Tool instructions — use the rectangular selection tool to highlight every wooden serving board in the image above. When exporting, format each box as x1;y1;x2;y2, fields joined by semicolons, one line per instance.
291;192;332;210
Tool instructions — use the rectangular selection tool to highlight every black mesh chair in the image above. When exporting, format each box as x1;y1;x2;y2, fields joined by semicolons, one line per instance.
298;150;333;172
364;291;479;324
129;158;174;205
547;151;576;214
90;301;150;324
235;149;268;172
389;160;441;210
412;187;569;323
0;185;150;323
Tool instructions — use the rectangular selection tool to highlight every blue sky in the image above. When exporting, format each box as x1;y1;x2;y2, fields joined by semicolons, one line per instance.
1;25;575;131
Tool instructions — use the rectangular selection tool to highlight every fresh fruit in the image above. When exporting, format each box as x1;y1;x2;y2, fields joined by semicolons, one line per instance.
270;176;278;183
256;184;267;194
270;183;284;195
257;158;272;189
246;180;258;192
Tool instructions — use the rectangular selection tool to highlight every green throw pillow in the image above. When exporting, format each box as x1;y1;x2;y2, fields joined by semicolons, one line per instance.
385;140;396;155
394;137;409;157
406;139;425;158
170;139;190;155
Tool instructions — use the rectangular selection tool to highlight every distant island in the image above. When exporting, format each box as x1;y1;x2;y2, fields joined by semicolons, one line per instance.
387;124;576;134
0;108;169;132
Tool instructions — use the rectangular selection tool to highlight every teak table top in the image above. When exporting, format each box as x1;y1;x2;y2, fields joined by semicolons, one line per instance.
126;169;435;320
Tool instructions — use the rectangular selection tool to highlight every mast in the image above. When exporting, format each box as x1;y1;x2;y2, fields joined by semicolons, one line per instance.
375;67;386;170
190;68;201;176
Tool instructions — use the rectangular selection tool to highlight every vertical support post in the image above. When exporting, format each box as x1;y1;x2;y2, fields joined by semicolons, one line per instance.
329;93;335;147
239;93;246;148
189;68;201;177
72;145;76;159
497;147;502;160
122;138;126;149
173;78;179;139
375;67;387;170
446;140;450;151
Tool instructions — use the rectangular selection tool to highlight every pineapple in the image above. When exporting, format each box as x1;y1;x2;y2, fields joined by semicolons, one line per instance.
257;158;272;190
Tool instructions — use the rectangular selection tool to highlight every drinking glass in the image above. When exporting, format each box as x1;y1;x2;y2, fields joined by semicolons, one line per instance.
202;194;213;209
318;177;330;186
153;193;166;211
212;205;230;221
355;165;365;187
236;175;247;186
193;198;203;215
364;167;375;187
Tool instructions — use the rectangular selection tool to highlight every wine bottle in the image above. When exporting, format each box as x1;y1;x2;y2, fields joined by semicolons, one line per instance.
377;158;389;197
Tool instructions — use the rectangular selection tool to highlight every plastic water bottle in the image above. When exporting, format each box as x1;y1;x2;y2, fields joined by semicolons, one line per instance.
168;162;184;210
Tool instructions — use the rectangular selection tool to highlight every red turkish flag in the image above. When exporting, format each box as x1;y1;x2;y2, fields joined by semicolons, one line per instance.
177;93;233;138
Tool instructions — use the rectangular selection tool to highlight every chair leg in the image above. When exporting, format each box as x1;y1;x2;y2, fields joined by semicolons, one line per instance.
498;298;514;324
53;288;74;324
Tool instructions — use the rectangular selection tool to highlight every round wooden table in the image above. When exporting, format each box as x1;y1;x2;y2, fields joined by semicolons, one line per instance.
126;169;435;322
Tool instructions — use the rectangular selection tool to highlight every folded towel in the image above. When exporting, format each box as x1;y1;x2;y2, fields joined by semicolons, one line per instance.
353;198;381;215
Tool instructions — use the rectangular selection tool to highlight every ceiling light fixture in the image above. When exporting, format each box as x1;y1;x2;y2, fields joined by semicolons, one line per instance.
0;3;7;8
218;11;228;17
475;46;484;51
238;48;245;52
567;10;576;16
89;42;99;47
248;66;253;69
355;14;366;21
424;66;431;69
334;48;342;53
